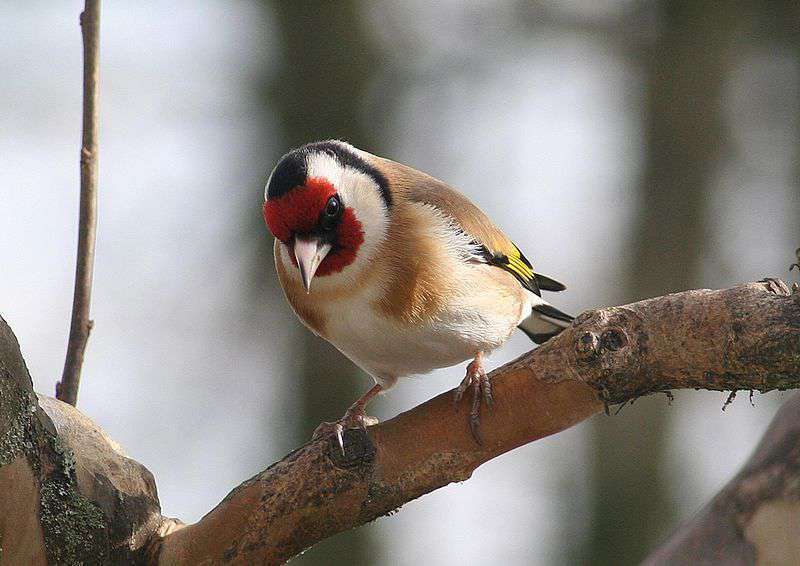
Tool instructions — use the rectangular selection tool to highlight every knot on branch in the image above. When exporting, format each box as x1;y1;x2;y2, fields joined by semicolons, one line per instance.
573;308;639;362
572;307;648;405
575;327;628;358
80;147;93;165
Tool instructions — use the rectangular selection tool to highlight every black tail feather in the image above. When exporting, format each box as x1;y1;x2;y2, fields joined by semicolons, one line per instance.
518;303;574;344
535;274;567;292
532;303;574;324
518;325;561;345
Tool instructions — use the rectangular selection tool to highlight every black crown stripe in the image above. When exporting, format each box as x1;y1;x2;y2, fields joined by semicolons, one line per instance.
266;140;392;209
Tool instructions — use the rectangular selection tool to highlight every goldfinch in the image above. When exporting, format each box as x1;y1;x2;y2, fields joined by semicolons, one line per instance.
263;140;572;445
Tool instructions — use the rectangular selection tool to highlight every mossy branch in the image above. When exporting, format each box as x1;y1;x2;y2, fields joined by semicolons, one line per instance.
1;279;799;563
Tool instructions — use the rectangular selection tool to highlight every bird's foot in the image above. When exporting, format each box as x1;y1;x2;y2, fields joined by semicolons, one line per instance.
312;410;379;455
454;353;492;445
313;384;384;454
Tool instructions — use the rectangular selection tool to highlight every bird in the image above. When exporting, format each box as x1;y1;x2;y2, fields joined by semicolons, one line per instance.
263;140;573;447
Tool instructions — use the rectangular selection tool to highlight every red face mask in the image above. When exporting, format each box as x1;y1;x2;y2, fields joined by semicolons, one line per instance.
263;177;364;276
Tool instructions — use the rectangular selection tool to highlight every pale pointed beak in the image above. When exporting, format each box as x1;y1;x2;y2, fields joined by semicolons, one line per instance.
293;235;332;293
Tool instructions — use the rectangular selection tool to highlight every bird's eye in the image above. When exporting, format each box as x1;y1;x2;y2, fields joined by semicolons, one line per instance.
320;195;343;231
324;196;341;218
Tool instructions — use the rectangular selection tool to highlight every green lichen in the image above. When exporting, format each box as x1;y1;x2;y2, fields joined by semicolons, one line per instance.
48;434;76;481
0;376;38;467
40;478;109;566
2;371;109;563
38;424;108;564
2;320;111;562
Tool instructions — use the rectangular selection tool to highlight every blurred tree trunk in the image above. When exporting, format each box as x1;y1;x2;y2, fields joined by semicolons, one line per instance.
260;1;381;564
584;3;735;564
784;5;800;265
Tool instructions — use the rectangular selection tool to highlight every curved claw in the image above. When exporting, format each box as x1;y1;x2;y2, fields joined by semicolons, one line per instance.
312;412;379;455
335;423;344;455
454;353;492;445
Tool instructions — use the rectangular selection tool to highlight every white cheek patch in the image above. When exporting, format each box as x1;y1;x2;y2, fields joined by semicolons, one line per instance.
336;167;389;260
305;152;389;279
306;152;344;188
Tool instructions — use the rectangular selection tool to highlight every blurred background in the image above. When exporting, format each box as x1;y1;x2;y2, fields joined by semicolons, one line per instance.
1;1;799;564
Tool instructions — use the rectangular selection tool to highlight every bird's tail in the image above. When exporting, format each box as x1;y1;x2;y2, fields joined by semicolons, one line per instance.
518;302;574;345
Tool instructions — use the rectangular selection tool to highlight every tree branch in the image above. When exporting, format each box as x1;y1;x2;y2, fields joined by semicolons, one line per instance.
152;279;800;564
644;391;800;564
1;314;162;564
57;0;101;406
3;280;798;563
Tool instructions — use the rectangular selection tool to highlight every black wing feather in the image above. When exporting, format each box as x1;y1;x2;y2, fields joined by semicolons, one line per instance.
479;242;565;296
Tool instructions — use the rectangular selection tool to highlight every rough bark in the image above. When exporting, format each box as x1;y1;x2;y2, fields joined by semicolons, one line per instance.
0;315;164;565
263;0;384;561
586;3;734;560
1;279;799;564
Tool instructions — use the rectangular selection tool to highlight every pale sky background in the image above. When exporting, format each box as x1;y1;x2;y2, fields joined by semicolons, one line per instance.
1;2;797;564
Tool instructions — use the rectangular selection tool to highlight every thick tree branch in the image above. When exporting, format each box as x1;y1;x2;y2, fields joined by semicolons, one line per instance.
2;279;798;563
1;314;162;564
57;0;101;407
153;279;800;564
644;390;800;565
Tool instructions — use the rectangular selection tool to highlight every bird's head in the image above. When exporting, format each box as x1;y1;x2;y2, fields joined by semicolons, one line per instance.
263;140;392;292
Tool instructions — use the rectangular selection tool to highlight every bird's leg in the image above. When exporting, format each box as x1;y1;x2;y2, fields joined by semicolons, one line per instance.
312;383;383;453
454;352;492;445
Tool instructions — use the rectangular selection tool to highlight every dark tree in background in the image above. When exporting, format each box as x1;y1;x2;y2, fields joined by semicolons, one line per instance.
241;1;800;564
3;0;800;564
259;1;382;563
584;2;800;563
585;3;733;563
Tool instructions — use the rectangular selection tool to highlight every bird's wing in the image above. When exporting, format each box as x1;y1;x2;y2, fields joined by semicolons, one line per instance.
373;156;565;296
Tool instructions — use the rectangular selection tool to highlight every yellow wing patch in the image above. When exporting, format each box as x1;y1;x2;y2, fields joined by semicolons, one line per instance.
489;243;540;295
505;250;534;279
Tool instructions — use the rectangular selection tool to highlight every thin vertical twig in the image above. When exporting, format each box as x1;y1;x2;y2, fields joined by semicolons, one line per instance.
57;0;101;406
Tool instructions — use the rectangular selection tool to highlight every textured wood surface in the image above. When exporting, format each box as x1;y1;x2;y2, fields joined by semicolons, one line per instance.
1;279;798;564
157;280;800;564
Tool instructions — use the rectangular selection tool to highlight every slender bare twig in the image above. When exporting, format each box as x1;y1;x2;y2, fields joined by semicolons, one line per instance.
57;0;101;406
1;280;798;562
